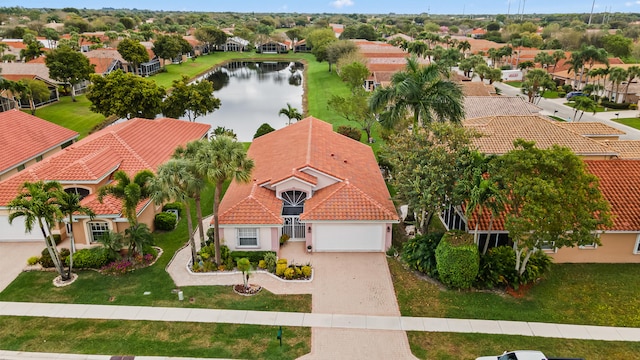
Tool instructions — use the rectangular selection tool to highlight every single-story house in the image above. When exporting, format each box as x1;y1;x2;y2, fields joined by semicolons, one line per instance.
216;117;398;253
0;74;60;108
463;96;541;118
0;118;210;243
462;115;619;159
293;39;311;53
255;41;288;54
444;159;640;263
0;109;78;181
221;37;250;52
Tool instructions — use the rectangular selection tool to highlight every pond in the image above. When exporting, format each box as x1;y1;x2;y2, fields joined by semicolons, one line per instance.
194;61;304;142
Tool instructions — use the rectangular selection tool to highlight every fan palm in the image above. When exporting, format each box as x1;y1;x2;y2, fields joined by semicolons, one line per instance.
369;56;464;132
278;103;303;125
56;190;95;279
98;170;155;226
194;136;254;265
8;181;67;279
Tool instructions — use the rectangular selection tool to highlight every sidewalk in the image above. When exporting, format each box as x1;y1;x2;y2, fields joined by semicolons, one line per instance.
0;301;638;342
0;351;232;360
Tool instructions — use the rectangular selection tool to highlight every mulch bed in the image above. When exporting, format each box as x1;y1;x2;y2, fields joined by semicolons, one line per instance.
233;284;262;296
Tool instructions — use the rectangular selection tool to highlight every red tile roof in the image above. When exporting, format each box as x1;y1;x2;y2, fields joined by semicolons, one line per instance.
0;110;78;176
0;118;210;216
467;159;640;232
584;160;640;231
218;117;398;225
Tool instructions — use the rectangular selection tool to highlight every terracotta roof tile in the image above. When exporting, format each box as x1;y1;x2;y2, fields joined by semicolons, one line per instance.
463;115;618;157
555;122;626;136
584;160;640;231
603;140;640;159
0;118;210;216
0;110;78;175
464;96;541;117
219;117;398;224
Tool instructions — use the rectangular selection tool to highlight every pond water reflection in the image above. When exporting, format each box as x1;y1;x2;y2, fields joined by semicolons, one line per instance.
193;61;304;142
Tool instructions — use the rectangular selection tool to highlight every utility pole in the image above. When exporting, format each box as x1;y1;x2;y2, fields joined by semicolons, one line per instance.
521;0;526;20
588;0;596;25
507;0;511;18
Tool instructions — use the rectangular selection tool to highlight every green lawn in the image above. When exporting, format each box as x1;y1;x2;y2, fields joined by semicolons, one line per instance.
0;182;311;313
409;332;640;359
565;101;606;112
32;95;105;139
0;316;309;360
389;258;640;327
504;81;522;88
614;117;640;130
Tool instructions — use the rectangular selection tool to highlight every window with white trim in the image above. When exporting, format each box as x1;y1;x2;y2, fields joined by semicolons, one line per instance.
88;221;109;243
539;241;556;253
237;228;258;247
579;234;599;249
634;235;640;254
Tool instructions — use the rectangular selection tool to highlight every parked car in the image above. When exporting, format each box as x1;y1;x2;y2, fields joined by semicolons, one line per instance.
566;91;584;100
476;350;585;360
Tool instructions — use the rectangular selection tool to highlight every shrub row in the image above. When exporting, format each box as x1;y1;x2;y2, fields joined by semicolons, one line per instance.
68;247;115;269
230;250;276;265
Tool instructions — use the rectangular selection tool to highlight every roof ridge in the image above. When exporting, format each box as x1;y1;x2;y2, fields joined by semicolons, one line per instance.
306;118;312;165
110;131;153;170
547;118;620;154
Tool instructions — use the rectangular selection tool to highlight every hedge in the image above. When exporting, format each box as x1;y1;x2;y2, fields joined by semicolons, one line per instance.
68;247;114;269
230;251;276;265
435;231;479;289
154;212;177;231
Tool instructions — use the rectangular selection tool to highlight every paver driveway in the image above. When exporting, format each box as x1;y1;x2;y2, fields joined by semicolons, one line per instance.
0;242;43;292
299;252;416;360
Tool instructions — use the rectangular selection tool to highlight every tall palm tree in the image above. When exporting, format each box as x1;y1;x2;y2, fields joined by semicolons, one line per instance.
150;158;204;264
98;170;155;226
369;56;464;131
278;103;303;125
457;40;471;58
56;190;95;279
551;50;566;73
623;65;640;103
173;141;209;246
570;96;598;122
608;67;628;103
8;181;68;279
566;52;585;90
194;136;254;265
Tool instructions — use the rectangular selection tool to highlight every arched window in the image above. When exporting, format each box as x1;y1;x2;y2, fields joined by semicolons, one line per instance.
65;187;90;200
281;190;306;215
88;221;109;243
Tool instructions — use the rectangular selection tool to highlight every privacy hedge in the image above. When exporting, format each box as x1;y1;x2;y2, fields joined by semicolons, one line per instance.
435;231;479;289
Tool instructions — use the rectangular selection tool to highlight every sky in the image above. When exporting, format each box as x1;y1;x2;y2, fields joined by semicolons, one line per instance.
3;1;640;15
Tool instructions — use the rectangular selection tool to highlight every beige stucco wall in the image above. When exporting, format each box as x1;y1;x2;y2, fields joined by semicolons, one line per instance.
219;226;278;251
550;233;640;263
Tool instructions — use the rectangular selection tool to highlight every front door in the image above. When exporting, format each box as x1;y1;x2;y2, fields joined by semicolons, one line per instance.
281;190;306;239
282;216;305;239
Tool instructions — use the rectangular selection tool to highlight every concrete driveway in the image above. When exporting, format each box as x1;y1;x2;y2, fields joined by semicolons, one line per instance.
299;253;417;360
0;242;43;292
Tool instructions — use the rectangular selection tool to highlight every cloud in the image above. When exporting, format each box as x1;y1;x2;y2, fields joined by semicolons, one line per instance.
330;0;354;9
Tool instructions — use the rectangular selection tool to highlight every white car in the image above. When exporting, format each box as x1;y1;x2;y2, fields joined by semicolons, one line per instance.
476;350;547;360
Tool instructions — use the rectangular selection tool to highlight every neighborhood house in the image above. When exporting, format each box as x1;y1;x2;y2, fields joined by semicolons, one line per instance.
216;117;398;254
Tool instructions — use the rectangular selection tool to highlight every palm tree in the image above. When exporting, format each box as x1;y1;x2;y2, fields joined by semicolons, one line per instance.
551;50;566;73
194;136;254;265
623;65;640;103
278;103;303;125
570;96;598;121
173;141;210;246
566;52;585;90
56;190;95;279
124;223;154;257
457;40;471;58
8;181;68;280
522;69;555;103
150;158;204;264
608;67;628;103
98;170;155;226
369;56;464;131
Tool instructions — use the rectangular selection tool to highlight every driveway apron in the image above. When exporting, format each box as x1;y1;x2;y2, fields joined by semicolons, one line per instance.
299;253;417;360
0;242;43;292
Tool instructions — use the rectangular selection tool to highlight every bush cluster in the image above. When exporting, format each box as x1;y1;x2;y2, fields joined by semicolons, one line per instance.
39;247;70;268
162;202;184;217
230;250;275;265
68;247;114;269
401;232;444;277
600;99;631;110
154;212;177;231
435;232;479;289
101;253;154;275
337;125;362;141
478;246;552;288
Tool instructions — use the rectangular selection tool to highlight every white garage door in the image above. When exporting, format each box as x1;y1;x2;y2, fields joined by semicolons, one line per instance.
314;223;385;252
0;215;42;242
